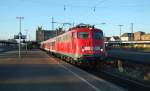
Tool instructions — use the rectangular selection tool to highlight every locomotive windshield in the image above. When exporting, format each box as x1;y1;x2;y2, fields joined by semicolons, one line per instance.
93;32;103;39
78;32;89;38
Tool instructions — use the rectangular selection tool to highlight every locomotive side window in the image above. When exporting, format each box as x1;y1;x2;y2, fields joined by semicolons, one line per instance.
93;32;103;39
78;32;89;38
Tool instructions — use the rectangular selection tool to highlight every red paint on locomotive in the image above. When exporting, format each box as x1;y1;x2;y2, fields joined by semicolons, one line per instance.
41;24;106;62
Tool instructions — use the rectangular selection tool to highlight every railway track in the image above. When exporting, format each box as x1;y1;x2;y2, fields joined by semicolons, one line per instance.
100;70;150;90
54;57;150;90
78;65;150;91
47;52;150;91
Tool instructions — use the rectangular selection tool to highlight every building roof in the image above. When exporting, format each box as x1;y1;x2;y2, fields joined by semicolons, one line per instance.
104;37;111;41
134;31;145;34
111;36;120;40
121;33;133;37
142;33;150;36
144;33;150;35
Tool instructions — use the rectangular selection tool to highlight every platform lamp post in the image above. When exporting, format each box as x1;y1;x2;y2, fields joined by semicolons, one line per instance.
51;17;57;36
118;25;123;47
131;23;134;41
100;22;106;36
24;29;28;53
16;16;24;59
118;25;123;39
131;23;134;47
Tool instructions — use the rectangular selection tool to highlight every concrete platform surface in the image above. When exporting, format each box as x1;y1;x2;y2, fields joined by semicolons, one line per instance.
0;49;127;91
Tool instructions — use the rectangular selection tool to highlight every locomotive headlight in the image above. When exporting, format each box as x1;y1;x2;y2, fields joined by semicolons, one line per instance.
100;48;103;52
82;49;84;52
81;46;85;52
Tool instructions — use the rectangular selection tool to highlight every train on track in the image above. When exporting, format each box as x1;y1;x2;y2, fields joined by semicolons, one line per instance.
40;24;150;81
40;24;107;66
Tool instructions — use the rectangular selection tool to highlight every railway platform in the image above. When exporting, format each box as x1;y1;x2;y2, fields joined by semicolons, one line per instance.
0;49;126;91
107;48;150;64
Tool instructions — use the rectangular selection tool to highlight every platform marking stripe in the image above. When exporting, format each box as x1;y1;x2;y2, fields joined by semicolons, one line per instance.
61;64;101;91
48;57;101;91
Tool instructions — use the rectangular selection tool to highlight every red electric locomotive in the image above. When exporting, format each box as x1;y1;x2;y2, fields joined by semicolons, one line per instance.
41;24;106;65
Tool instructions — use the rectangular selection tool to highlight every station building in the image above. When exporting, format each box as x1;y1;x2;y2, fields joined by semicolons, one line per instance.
134;31;145;41
141;33;150;41
36;26;56;44
121;33;134;41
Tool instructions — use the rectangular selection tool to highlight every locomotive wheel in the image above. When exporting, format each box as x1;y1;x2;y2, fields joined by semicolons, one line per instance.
95;61;105;70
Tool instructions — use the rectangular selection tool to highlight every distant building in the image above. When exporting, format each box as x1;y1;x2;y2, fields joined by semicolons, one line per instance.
141;33;150;40
36;26;56;44
110;36;121;41
104;37;111;42
121;33;134;41
120;31;150;41
134;31;145;41
8;39;17;43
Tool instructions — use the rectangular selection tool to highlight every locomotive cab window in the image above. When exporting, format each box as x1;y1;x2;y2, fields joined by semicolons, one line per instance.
93;32;103;39
78;32;89;38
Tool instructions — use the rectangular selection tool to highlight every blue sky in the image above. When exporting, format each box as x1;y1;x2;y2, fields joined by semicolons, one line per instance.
0;0;150;40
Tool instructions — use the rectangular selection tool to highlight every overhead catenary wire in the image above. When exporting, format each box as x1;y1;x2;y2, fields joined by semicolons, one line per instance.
21;0;146;12
92;0;107;12
63;0;108;12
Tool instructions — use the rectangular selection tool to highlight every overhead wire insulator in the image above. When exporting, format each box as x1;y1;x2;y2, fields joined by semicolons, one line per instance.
93;7;96;12
64;5;66;11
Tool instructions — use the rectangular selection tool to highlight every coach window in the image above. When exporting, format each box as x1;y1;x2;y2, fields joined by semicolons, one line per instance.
78;32;89;38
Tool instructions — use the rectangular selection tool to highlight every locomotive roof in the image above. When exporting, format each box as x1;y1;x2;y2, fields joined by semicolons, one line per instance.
41;24;103;43
69;24;103;32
